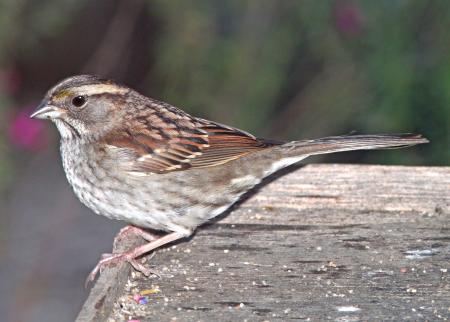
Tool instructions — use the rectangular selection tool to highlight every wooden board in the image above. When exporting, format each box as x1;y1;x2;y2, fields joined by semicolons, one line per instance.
76;164;450;321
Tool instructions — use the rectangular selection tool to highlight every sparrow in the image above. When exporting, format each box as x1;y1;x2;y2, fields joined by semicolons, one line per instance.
30;75;428;284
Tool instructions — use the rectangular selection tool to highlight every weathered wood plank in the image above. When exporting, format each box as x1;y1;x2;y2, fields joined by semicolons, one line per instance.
76;164;450;321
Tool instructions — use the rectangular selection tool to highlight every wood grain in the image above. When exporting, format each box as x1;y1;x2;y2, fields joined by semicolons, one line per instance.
76;164;450;321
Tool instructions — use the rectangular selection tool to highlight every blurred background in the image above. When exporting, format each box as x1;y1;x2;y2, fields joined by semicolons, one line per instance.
0;1;449;321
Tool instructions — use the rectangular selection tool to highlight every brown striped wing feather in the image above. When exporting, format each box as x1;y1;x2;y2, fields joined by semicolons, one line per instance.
103;107;280;174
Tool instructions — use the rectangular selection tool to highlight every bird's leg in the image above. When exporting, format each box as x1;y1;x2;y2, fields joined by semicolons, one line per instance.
86;232;186;287
113;225;158;250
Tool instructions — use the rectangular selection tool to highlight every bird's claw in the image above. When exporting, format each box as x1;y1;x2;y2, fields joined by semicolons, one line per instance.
85;252;158;288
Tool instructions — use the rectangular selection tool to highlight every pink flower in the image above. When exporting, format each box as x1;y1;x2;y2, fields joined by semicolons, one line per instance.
334;1;364;38
8;106;49;151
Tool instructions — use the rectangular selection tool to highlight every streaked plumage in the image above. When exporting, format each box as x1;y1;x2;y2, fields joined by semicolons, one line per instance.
31;75;428;284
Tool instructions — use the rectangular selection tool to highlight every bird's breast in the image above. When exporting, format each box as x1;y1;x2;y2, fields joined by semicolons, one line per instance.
59;140;168;229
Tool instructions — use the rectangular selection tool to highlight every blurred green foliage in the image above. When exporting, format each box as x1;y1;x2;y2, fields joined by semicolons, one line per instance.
0;0;448;191
149;0;449;165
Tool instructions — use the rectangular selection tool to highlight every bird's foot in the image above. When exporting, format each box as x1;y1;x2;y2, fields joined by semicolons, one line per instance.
85;251;156;288
85;231;186;288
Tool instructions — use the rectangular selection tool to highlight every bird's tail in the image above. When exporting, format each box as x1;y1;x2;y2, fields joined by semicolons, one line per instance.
280;134;428;158
262;134;428;175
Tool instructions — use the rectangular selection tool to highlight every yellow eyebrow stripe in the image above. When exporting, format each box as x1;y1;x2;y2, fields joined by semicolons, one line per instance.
54;89;72;99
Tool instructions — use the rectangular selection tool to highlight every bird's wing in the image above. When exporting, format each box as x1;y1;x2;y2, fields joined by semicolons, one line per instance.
102;104;280;174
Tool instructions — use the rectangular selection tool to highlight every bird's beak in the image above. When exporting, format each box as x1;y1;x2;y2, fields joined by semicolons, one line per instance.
30;103;65;120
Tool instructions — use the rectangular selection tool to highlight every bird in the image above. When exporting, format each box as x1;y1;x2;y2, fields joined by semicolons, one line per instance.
30;75;428;285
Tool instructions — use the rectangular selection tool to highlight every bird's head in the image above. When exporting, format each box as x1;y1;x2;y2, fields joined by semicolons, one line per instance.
31;75;132;140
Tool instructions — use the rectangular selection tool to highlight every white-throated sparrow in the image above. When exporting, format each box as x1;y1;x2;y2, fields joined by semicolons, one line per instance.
31;75;428;284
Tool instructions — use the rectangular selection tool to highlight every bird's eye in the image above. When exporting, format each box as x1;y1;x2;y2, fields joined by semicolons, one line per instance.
72;95;86;107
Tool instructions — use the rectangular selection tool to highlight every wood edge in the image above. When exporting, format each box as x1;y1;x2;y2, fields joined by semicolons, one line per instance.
75;237;140;322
